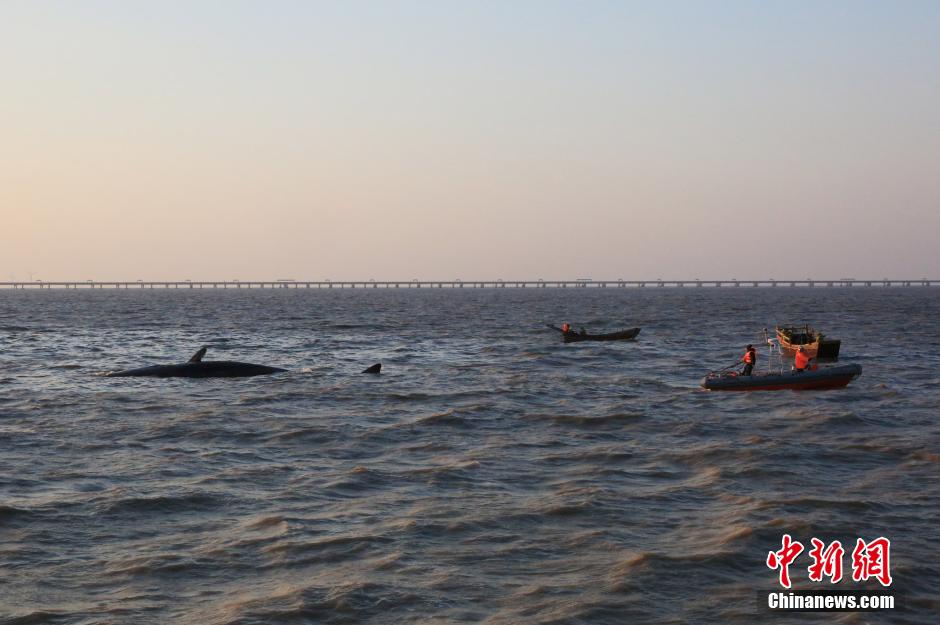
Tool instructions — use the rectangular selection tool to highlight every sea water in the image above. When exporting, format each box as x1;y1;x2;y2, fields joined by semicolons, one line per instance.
1;287;937;624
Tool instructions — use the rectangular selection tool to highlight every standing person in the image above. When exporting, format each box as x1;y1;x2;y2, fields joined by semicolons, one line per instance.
741;344;757;376
794;346;812;372
741;344;757;375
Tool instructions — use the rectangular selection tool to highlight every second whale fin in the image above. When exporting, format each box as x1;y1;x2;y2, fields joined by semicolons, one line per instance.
362;363;381;374
188;346;208;363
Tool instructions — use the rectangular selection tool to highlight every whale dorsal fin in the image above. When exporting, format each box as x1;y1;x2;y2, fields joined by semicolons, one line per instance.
362;363;381;374
189;347;208;363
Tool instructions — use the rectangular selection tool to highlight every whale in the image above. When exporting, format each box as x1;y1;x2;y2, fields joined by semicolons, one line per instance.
106;347;287;378
362;363;382;374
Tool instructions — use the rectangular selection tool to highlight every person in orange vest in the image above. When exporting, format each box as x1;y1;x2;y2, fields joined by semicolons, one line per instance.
794;346;812;372
741;344;757;376
561;322;571;333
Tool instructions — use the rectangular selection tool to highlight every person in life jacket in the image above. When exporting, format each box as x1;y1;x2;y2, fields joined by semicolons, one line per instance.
561;323;571;333
794;346;812;372
741;344;757;376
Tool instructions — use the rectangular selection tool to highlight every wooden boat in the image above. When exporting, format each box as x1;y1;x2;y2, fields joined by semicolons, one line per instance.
775;325;841;360
701;363;861;391
547;325;640;343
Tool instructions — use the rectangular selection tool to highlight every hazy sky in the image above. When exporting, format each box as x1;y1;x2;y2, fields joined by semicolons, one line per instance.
2;1;938;280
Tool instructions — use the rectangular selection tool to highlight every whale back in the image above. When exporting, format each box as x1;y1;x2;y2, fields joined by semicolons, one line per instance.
107;359;286;378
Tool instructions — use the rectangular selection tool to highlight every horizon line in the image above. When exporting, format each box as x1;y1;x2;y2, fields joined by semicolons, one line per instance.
2;278;937;290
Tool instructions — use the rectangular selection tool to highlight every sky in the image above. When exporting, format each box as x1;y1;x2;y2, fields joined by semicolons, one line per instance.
1;1;938;281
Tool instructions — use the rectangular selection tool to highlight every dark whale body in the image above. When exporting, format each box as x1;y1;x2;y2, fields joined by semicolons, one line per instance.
107;347;286;378
107;361;286;378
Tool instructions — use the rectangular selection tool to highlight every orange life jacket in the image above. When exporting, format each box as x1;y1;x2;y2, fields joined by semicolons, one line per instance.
562;323;570;333
743;350;755;364
795;351;811;370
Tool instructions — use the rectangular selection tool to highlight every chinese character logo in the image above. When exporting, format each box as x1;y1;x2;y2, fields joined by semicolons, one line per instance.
807;538;844;583
767;535;892;588
767;534;804;588
851;537;892;587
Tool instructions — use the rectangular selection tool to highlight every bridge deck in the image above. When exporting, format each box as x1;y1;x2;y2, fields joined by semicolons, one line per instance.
0;279;935;289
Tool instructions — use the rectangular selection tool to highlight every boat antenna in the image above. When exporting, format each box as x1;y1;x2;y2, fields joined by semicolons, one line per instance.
762;328;780;373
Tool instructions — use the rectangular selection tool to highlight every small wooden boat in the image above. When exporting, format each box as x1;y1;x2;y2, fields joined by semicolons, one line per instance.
701;363;861;391
775;325;841;360
547;325;641;343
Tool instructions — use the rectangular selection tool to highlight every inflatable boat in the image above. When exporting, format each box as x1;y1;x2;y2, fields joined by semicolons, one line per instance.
701;363;862;391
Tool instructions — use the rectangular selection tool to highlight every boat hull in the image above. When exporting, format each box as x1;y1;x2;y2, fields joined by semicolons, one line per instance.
701;364;862;391
562;328;641;343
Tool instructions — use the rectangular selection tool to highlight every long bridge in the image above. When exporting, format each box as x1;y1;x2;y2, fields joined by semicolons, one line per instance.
1;279;936;289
